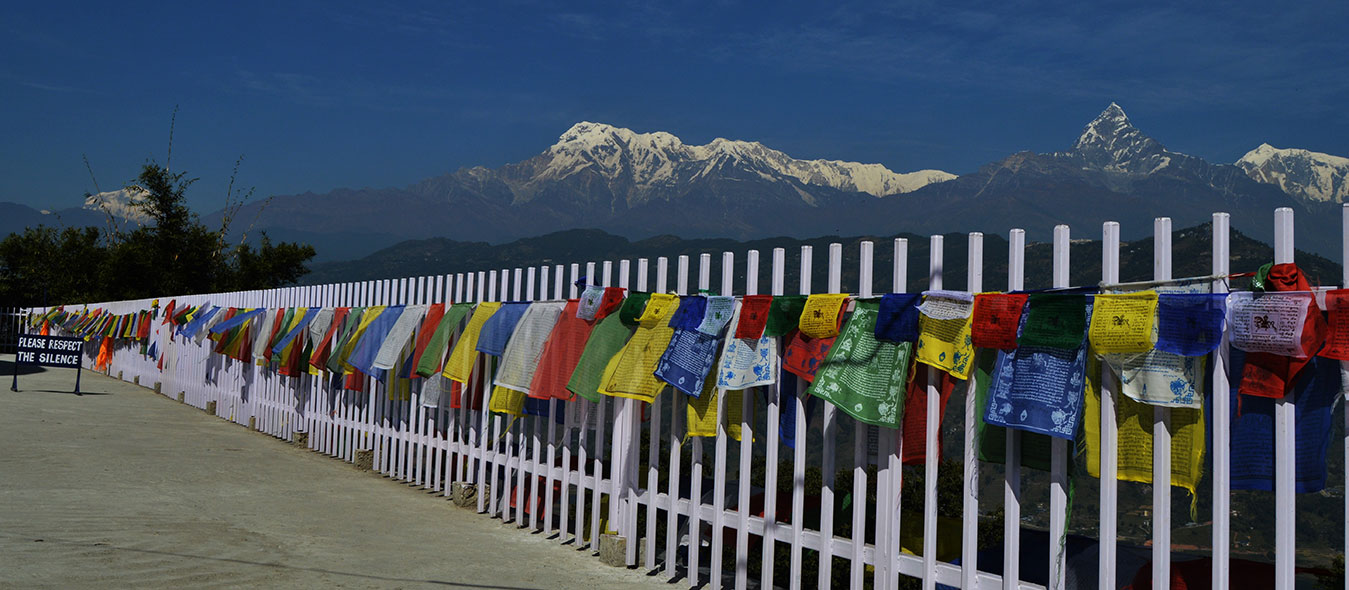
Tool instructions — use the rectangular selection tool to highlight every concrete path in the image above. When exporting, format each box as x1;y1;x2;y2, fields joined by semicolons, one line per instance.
0;356;665;589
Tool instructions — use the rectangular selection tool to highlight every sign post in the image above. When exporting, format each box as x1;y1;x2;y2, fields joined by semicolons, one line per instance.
13;334;85;395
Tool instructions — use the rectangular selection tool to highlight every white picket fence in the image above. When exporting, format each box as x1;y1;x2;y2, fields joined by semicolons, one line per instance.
28;206;1348;590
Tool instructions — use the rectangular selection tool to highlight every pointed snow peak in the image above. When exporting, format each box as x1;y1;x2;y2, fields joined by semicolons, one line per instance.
1101;102;1128;123
1068;102;1167;172
1074;103;1139;150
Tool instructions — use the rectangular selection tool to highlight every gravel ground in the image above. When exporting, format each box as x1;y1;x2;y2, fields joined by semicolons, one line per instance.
0;356;665;589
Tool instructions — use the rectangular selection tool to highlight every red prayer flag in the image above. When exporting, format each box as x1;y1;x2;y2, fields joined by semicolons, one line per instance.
783;329;835;383
527;300;592;400
734;295;773;339
1239;262;1326;398
1320;289;1349;360
407;303;446;377
901;364;956;464
971;293;1027;350
597;287;626;320
310;307;349;371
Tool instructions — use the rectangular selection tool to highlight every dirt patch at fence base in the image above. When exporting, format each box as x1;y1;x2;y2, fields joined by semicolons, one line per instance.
0;355;664;590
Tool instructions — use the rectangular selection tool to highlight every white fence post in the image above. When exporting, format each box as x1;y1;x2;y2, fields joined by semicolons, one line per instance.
1273;207;1296;590
1100;221;1121;590
923;235;943;590
1004;228;1025;590
961;232;983;590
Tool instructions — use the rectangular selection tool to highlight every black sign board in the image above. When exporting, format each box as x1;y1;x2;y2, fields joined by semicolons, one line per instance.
11;334;84;394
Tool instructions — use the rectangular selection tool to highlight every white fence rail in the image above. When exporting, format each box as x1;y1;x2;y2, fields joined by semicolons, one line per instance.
27;206;1348;590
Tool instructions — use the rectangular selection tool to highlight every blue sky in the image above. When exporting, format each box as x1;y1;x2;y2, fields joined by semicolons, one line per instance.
3;0;1347;213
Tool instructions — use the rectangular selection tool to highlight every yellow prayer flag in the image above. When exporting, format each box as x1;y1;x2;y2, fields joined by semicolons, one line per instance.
686;374;742;441
597;292;679;402
1083;352;1205;513
443;302;501;384
915;315;975;380
489;384;527;416
636;293;678;326
1088;292;1158;354
799;294;849;338
600;319;675;402
596;349;625;397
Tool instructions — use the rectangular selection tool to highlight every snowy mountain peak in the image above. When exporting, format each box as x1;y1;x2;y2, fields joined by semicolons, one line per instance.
539;122;954;197
1065;103;1169;174
1100;102;1128;123
1237;143;1349;203
83;188;151;224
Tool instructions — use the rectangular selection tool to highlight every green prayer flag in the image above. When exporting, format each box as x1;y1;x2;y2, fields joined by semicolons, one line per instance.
269;307;296;363
766;295;808;337
617;292;651;327
326;307;365;374
805;300;911;429
566;313;635;402
1018;293;1086;349
1252;262;1273;291
415;303;472;377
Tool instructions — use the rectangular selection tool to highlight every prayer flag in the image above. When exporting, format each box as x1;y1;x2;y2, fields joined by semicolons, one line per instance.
874;292;922;344
783;329;835;383
1154;293;1226;356
1085;354;1206;509
1223;350;1339;493
618;292;651;326
971;293;1027;351
443;303;501;384
406;303;446;375
765;295;808;338
415;303;471;377
901;364;955;464
494;302;565;395
601;293;679;402
566;313;635;402
1088;292;1158;354
528;300;597;400
915;292;975;380
984;302;1093;440
799;294;849;339
687;370;743;441
668;295;708;330
806;300;912;429
716;301;780;391
733;295;772;339
655;328;721;397
477;303;529;357
699;296;736;336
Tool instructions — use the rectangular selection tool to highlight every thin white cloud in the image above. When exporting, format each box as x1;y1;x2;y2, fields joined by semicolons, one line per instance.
19;81;99;94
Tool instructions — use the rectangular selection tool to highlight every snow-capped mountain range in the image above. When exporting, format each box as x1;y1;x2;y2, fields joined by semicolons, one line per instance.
5;104;1347;261
1237;143;1349;204
538;122;954;198
141;106;1349;257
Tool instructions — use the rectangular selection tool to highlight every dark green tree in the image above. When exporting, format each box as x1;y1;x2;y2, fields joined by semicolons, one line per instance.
0;160;315;307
